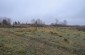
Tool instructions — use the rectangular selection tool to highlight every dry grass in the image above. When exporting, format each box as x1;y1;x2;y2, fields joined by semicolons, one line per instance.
0;27;85;55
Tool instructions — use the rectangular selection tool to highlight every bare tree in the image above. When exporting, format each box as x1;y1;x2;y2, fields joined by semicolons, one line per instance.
31;19;36;24
2;17;11;25
62;20;67;25
31;19;45;27
50;18;59;26
18;21;20;25
13;21;18;25
55;19;59;24
0;18;1;25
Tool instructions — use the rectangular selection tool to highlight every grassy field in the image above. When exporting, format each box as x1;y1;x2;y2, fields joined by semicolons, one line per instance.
0;27;85;55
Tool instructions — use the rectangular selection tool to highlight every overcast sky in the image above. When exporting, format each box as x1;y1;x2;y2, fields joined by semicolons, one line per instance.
0;0;85;25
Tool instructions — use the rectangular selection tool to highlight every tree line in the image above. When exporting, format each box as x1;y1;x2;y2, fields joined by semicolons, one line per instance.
0;17;68;27
0;17;85;31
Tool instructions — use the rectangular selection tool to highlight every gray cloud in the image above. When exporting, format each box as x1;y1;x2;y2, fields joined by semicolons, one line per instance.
0;0;85;25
